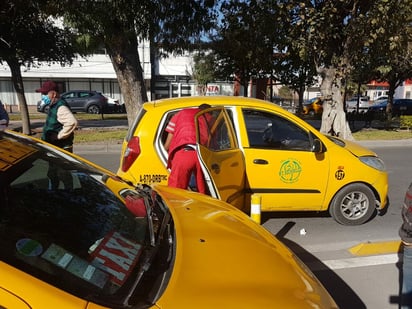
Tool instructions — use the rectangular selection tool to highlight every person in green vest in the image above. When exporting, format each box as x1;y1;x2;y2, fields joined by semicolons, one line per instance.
36;80;77;152
37;81;78;190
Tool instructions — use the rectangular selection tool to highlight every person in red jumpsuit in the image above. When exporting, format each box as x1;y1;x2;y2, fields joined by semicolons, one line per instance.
164;104;211;194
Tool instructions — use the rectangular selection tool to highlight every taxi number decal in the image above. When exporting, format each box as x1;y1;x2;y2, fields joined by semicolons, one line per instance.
139;174;167;184
335;169;345;180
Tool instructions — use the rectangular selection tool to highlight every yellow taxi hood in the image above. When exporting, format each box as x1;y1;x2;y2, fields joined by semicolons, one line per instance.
152;185;337;309
326;136;377;157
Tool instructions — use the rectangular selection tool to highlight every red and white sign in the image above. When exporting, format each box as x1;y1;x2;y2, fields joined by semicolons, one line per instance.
91;231;142;286
206;84;220;95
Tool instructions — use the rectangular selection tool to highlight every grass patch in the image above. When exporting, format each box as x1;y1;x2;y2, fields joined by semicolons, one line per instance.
353;128;412;140
75;128;128;143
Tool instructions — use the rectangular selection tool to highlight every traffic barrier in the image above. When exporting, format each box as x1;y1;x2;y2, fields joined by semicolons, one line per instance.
250;194;261;224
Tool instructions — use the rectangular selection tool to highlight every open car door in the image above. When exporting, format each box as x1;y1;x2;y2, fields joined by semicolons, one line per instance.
195;107;246;211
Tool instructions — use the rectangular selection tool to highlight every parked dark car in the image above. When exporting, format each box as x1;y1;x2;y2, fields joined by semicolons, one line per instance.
103;94;126;113
37;90;109;114
368;99;412;116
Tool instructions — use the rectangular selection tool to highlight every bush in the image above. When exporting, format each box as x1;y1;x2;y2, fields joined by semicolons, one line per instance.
400;116;412;129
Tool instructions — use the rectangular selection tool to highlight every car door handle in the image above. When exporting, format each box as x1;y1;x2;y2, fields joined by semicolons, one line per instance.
253;159;268;165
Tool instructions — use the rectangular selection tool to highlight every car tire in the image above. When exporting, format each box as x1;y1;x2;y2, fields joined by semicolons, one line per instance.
87;104;100;114
329;183;376;225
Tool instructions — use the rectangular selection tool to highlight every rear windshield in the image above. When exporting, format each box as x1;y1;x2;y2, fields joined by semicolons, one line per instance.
125;107;146;142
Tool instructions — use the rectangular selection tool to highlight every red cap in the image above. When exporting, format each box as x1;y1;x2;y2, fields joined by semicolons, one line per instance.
36;80;57;94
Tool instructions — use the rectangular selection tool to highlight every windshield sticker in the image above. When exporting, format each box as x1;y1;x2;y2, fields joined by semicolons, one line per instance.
16;238;43;257
90;231;143;286
139;174;167;184
279;159;302;183
42;243;109;288
0;139;37;171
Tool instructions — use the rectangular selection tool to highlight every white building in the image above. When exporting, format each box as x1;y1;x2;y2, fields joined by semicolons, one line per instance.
0;43;233;109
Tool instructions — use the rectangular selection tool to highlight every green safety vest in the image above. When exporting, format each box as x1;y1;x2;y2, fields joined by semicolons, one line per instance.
42;99;74;150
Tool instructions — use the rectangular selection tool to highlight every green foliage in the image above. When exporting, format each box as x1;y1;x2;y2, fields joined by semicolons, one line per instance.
0;0;77;65
192;52;217;93
54;0;218;120
210;1;281;95
278;86;293;99
400;115;412;129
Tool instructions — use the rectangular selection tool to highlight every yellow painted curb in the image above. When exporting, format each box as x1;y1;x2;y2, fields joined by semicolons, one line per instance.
349;240;402;256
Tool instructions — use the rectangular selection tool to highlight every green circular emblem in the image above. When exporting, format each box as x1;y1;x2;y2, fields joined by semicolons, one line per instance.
279;159;302;183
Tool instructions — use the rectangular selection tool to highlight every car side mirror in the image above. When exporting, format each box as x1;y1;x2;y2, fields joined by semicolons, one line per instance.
312;139;323;153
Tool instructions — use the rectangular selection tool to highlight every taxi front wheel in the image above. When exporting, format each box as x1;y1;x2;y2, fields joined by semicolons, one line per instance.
329;183;376;225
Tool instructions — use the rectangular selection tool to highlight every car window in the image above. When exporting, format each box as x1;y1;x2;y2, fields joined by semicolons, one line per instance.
242;109;311;151
79;91;92;98
197;108;236;151
62;92;76;99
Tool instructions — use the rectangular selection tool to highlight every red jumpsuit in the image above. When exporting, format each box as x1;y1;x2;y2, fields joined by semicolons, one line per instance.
165;108;207;194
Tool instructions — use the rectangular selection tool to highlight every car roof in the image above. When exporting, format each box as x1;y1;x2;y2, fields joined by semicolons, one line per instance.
62;90;100;94
146;95;286;112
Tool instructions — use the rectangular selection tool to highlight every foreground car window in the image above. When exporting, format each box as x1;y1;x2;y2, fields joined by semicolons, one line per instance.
0;136;173;307
243;109;312;151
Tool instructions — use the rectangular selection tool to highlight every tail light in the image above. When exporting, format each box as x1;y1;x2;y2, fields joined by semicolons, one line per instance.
121;136;141;172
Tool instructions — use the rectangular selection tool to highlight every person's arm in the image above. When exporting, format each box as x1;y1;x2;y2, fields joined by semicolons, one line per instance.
57;105;78;139
164;132;173;151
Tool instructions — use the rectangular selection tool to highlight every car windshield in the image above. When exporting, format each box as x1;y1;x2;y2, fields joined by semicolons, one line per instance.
0;133;173;308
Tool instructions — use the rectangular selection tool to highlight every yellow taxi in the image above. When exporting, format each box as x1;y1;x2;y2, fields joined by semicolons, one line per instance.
118;96;388;226
303;97;323;115
0;130;338;308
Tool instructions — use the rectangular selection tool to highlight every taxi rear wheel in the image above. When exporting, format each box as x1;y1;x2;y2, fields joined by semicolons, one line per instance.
329;183;376;225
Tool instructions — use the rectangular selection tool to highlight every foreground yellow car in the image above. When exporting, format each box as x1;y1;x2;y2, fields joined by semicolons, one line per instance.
0;131;337;308
118;96;388;225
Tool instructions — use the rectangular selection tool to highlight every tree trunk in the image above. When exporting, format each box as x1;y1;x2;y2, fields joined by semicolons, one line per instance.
7;58;31;135
318;67;354;140
242;77;249;97
386;80;397;120
297;85;305;114
107;36;148;126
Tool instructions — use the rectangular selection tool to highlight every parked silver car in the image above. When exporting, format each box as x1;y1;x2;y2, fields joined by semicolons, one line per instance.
346;96;370;112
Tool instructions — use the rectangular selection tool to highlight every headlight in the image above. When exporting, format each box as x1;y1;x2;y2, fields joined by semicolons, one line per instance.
359;156;386;171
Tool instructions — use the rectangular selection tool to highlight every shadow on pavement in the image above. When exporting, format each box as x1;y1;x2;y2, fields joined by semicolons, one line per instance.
276;221;366;309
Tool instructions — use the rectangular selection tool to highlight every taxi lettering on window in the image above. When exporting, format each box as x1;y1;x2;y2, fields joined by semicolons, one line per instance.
0;139;37;171
90;231;143;286
139;174;168;184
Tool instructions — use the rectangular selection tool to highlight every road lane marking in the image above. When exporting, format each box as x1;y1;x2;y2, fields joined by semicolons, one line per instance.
308;253;400;271
349;241;401;256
